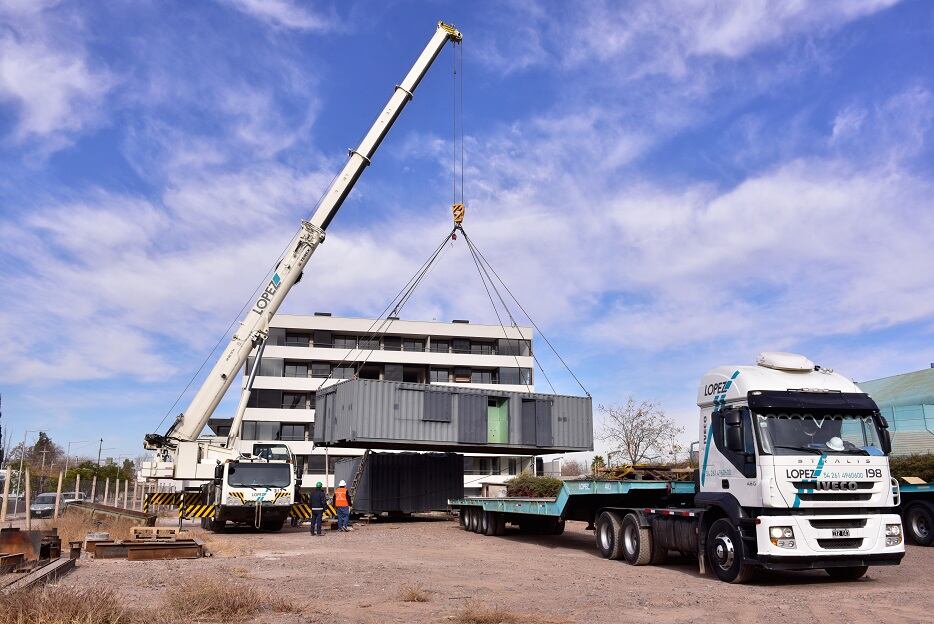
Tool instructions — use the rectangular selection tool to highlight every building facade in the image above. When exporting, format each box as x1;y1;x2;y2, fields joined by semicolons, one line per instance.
205;313;538;495
858;364;934;456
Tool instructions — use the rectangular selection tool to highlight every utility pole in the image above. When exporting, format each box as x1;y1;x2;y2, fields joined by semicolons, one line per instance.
97;438;103;467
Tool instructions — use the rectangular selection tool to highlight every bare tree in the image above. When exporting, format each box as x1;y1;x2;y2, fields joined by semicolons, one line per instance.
599;399;685;465
560;460;585;477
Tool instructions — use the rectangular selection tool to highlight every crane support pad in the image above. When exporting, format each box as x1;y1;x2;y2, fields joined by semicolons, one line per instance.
179;504;216;519
144;492;206;511
290;503;338;519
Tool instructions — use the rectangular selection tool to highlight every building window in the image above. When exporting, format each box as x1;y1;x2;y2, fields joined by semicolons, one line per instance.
430;368;450;383
403;366;426;383
498;339;531;356
402;338;424;352
285;332;310;347
284;362;308;378
471;369;492;384
508;458;518;475
282;393;309;409
333;366;354;379
383;336;402;351
453;368;471;383
313;330;332;348
333;335;356;349
471;341;493;355
430;340;449;353
280;423;309;441
385;364;403;382
498;367;533;385
311;362;331;378
215;425;231;436
241;421;280;440
305;455;326;472
452;338;470;354
358;337;379;350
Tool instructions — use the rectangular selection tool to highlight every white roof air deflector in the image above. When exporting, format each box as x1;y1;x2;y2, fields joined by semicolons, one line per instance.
756;352;815;372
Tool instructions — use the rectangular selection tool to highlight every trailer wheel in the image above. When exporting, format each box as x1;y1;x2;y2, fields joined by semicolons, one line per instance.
825;565;868;580
551;519;566;536
458;509;468;530
479;510;490;535
621;513;653;566
468;508;480;533
706;518;753;583
905;503;934;546
483;512;498;536
595;511;624;560
493;513;507;536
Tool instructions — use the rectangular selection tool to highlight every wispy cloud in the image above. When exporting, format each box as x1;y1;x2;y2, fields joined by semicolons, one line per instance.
221;0;335;31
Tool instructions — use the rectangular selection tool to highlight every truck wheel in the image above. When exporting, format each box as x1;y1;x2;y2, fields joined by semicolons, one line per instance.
621;513;653;566
479;510;490;535
468;508;480;533
261;517;284;532
458;509;468;530
595;511;624;560
484;512;498;536
208;518;226;533
493;513;507;536
905;503;934;546
551;519;566;536
706;518;753;583
825;566;868;580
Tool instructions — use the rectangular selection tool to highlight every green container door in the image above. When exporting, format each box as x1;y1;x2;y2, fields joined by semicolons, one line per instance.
488;398;509;443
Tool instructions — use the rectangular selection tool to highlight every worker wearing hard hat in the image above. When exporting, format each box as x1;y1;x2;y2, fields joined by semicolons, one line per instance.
308;481;327;536
333;479;353;532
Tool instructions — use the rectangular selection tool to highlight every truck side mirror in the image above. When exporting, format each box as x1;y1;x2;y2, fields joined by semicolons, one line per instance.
880;429;892;455
726;424;744;452
724;410;742;427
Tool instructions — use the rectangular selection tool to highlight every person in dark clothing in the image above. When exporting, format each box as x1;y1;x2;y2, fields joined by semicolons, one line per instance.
309;482;328;536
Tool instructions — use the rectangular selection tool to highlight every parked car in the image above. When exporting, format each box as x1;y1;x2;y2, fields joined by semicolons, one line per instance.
61;492;87;505
29;492;59;518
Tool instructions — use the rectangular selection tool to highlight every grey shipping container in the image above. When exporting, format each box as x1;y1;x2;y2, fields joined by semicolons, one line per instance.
334;452;464;515
313;378;593;454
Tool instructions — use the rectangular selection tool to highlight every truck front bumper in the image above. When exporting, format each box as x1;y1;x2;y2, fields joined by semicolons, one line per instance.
754;513;905;570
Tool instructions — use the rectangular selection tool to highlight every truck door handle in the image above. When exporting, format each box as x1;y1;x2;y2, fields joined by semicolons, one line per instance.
721;479;730;489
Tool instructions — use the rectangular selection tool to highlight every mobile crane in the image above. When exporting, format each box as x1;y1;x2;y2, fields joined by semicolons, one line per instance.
141;22;463;531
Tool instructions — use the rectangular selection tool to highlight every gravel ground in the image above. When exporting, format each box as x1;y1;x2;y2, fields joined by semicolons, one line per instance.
60;517;934;624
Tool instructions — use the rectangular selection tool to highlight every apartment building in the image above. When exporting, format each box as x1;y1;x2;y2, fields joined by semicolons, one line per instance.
205;313;538;495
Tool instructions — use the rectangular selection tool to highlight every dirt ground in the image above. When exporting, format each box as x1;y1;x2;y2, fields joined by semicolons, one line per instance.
60;516;934;624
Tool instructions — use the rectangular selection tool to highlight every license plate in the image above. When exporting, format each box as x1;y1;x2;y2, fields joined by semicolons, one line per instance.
832;529;851;537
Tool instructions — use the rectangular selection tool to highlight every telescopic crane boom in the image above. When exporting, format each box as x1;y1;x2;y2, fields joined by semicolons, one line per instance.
145;22;462;452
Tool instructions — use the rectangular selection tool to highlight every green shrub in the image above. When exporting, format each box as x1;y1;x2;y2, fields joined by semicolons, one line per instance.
890;453;934;483
505;472;563;498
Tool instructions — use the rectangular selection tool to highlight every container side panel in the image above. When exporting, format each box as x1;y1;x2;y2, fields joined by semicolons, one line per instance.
521;399;537;445
458;394;487;443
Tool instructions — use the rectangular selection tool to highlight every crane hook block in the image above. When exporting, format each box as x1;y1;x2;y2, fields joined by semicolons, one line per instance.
452;203;465;224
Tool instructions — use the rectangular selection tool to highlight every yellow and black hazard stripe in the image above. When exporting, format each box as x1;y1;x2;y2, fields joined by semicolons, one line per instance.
143;492;181;511
289;503;313;519
180;503;217;519
229;492;246;504
272;491;289;503
289;503;339;519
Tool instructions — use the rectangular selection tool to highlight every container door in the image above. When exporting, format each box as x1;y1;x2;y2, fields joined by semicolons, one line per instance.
521;399;537;445
535;400;553;447
458;394;487;444
487;398;509;443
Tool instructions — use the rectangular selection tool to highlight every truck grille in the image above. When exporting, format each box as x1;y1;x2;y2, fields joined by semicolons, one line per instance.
797;493;872;502
808;518;867;529
817;538;863;550
793;481;875;490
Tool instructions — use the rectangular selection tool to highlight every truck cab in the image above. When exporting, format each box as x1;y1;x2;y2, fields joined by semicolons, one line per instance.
697;351;905;581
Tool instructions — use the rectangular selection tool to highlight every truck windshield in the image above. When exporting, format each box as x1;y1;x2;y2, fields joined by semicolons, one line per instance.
755;412;884;456
227;463;292;488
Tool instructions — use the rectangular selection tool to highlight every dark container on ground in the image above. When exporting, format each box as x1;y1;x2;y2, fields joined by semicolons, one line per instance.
334;452;464;515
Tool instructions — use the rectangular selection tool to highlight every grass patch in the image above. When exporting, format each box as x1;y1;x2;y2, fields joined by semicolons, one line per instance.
0;585;139;624
188;527;254;557
41;508;136;545
163;574;298;621
456;603;567;624
505;472;563;498
399;584;430;602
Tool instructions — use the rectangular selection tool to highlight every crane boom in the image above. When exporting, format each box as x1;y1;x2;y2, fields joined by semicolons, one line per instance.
145;22;462;450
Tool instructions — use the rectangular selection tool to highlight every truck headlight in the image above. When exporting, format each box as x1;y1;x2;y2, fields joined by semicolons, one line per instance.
225;496;241;505
770;526;795;548
885;523;902;546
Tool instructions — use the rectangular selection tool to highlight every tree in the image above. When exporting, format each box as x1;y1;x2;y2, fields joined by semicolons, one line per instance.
599;399;685;465
591;455;606;473
560;460;585;477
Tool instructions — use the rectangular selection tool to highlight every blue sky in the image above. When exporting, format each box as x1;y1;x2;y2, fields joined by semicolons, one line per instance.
1;0;933;462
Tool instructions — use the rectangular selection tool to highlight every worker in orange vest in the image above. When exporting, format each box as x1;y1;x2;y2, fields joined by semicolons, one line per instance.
333;479;353;532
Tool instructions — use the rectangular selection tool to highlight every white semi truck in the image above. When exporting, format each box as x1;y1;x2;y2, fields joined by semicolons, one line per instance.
451;352;906;582
140;21;463;531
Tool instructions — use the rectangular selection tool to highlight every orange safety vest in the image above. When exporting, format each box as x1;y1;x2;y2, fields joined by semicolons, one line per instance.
334;487;349;507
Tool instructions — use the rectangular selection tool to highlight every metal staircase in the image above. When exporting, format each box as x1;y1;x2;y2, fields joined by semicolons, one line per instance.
350;449;371;498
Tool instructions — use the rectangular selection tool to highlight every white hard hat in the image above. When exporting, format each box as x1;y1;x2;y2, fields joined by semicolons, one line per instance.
338;480;347;487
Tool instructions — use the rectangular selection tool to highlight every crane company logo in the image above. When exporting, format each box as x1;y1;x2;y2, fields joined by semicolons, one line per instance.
252;273;282;314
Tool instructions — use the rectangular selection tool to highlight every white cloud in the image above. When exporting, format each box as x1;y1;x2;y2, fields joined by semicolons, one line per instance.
222;0;333;31
0;1;114;147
